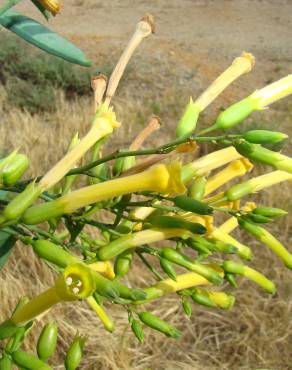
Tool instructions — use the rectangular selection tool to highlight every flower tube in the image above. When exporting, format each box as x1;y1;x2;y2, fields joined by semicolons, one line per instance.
2;105;120;223
97;228;188;261
205;74;292;132
239;219;292;269
135;265;224;304
11;263;96;326
223;260;276;294
176;53;255;138
211;228;252;260
22;162;185;225
204;158;253;196
225;170;292;201
181;146;242;183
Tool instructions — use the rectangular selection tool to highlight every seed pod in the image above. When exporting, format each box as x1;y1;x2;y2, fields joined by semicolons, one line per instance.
149;215;206;235
64;334;86;370
176;97;200;138
37;321;58;362
114;252;133;278
172;195;213;215
182;296;192;317
188;176;207;200
253;207;287;218
2;154;29;186
138;312;181;338
31;240;79;268
243;130;288;144
160;258;177;281
12;351;51;370
160;247;222;285
0;320;18;340
0;355;13;370
131;319;144;343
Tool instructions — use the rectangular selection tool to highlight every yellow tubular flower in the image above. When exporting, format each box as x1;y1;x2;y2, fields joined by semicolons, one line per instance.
39;107;120;192
181;147;242;184
86;296;115;333
89;261;115;280
97;228;189;261
11;264;96;326
225;170;292;201
37;0;61;15
204;158;253;196
135;266;224;304
217;202;256;234
22;162;186;225
194;52;255;112
211;228;253;260
251;74;292;109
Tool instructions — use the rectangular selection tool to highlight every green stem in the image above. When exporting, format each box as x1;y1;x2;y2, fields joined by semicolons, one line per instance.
67;135;234;176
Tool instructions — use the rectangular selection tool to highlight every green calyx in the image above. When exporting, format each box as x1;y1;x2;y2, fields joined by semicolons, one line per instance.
176;98;200;138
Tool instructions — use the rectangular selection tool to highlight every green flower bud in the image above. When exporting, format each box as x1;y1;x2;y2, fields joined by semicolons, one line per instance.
160;247;222;285
182;296;192;317
225;273;238;287
225;180;255;201
114;252;133;278
37;321;58;361
31;240;79;268
208;95;258;132
253;207;287;218
246;213;272;224
12;351;52;370
131;319;144;343
172;195;213;215
64;334;86;370
2;182;42;222
243;130;288;144
113;156;136;176
188;176;207;200
0;355;12;370
191;289;216;308
138;312;181;338
176;98;200;138
160;258;177;281
148;215;206;235
235;141;292;174
1;154;29;186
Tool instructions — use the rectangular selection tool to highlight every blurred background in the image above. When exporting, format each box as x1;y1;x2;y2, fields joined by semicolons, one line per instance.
0;0;292;369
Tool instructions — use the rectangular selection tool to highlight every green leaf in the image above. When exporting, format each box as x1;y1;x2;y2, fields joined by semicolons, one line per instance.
0;11;92;67
0;231;16;270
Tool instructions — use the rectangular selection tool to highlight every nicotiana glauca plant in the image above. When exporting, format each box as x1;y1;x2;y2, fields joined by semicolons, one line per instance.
0;4;292;368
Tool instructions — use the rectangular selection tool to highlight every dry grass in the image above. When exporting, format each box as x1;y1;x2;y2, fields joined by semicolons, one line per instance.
1;55;292;370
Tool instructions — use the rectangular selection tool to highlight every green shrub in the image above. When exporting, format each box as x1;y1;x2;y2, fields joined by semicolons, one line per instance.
0;32;112;112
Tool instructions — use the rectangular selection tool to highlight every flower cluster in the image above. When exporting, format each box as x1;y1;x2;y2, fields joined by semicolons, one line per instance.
0;9;292;370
